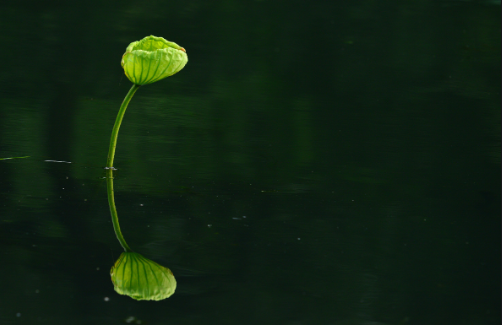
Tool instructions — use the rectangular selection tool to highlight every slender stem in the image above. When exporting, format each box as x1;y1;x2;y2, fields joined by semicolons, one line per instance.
105;83;140;252
106;83;140;168
106;168;132;252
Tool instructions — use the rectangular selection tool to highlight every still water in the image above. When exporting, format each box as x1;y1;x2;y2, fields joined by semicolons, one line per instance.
0;0;500;324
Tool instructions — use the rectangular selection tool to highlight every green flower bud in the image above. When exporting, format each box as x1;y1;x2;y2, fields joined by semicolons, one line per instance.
110;252;177;301
121;35;188;85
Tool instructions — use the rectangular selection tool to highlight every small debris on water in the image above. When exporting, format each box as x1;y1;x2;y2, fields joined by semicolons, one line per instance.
44;160;72;164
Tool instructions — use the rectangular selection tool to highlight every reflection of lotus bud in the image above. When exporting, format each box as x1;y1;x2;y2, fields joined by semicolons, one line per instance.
110;252;176;301
121;35;188;85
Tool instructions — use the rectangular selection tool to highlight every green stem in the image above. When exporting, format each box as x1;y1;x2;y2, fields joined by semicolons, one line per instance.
106;83;140;252
106;84;140;168
106;168;131;252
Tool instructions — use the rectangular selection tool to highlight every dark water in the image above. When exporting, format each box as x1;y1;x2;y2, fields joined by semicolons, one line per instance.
0;0;500;324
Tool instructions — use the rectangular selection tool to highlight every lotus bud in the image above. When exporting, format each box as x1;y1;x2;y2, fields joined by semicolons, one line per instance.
110;252;176;301
121;35;188;85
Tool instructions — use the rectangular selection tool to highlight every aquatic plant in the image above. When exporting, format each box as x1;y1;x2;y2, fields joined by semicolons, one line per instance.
105;35;187;300
107;35;188;169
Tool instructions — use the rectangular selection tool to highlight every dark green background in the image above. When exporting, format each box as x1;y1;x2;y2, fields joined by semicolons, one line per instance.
0;0;500;324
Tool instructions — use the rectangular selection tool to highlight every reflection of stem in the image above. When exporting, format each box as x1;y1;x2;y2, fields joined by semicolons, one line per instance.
106;84;140;168
106;83;140;252
106;168;131;252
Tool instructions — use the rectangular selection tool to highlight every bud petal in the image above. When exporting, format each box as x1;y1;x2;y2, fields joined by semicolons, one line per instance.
110;252;176;301
121;35;188;85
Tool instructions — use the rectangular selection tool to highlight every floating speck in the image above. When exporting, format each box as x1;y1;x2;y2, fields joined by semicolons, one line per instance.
104;297;110;302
